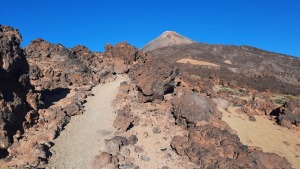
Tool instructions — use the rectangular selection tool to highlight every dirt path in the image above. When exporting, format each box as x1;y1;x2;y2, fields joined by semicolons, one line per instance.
46;76;126;169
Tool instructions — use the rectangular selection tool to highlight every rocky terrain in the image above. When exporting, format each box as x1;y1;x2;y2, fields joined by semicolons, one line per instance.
0;26;299;169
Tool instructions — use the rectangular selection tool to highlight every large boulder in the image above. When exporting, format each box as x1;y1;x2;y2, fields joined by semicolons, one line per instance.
104;42;141;74
272;101;300;129
129;59;178;102
172;90;211;126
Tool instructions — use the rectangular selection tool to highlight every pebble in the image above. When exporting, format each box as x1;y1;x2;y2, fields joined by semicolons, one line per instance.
134;146;144;153
141;155;150;162
152;127;161;134
248;116;256;122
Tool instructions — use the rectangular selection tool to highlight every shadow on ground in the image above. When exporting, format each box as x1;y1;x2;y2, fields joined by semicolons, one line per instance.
39;88;70;109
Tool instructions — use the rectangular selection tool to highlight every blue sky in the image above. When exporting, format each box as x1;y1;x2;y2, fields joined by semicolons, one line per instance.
2;0;300;57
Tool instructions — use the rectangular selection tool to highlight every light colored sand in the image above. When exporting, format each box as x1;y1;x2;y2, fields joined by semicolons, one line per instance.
46;76;126;169
219;107;300;169
177;58;220;67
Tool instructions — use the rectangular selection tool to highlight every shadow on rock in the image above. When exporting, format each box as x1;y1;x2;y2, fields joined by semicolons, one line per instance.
39;88;70;109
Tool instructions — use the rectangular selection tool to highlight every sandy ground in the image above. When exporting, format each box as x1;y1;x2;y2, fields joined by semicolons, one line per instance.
219;107;300;169
46;76;126;169
177;58;220;67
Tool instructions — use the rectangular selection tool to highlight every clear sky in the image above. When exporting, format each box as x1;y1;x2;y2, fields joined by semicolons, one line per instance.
2;0;300;57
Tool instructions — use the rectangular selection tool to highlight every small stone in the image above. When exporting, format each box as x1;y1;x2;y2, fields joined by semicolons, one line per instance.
134;146;143;153
248;116;256;122
120;147;130;157
97;130;112;136
152;127;161;134
160;148;167;151
143;132;149;138
283;141;290;146
141;155;150;162
125;157;136;164
105;140;120;155
119;162;134;169
166;153;171;158
128;135;138;145
161;166;169;169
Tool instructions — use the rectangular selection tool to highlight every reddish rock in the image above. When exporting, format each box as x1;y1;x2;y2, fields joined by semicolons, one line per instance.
129;59;178;102
0;25;38;157
171;125;257;168
25;38;102;89
113;107;133;131
250;150;293;169
90;152;118;169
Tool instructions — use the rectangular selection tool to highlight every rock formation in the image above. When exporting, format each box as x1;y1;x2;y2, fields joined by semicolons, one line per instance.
0;25;41;159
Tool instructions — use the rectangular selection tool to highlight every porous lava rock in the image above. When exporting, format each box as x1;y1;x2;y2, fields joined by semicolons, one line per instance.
273;101;300;129
0;25;40;158
25;39;102;89
104;42;140;74
171;125;292;168
129;59;178;102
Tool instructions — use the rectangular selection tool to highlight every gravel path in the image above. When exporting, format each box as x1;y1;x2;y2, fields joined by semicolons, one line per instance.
46;76;126;169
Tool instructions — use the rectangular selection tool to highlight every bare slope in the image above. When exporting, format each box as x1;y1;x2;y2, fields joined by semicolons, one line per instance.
46;76;126;169
140;31;195;52
150;43;300;95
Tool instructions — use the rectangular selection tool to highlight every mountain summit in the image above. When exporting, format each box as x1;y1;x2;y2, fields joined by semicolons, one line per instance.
141;31;196;52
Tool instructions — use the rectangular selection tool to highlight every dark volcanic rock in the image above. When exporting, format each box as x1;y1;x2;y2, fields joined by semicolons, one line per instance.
171;125;257;168
172;90;211;126
25;39;102;89
250;150;293;169
170;125;293;169
104;42;140;74
71;45;103;70
129;59;178;102
273;101;300;129
0;25;38;156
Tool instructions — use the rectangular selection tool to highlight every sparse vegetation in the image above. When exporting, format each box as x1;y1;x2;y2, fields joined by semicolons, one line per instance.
219;86;240;95
268;95;300;105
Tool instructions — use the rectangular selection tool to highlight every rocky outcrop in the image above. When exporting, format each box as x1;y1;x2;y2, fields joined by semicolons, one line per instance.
129;59;178;102
272;101;300;129
171;125;257;168
250;150;293;169
0;25;40;158
171;125;292;169
25;39;103;89
104;42;140;74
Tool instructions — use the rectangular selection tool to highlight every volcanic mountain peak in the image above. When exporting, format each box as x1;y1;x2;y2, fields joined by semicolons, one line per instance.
141;30;196;52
